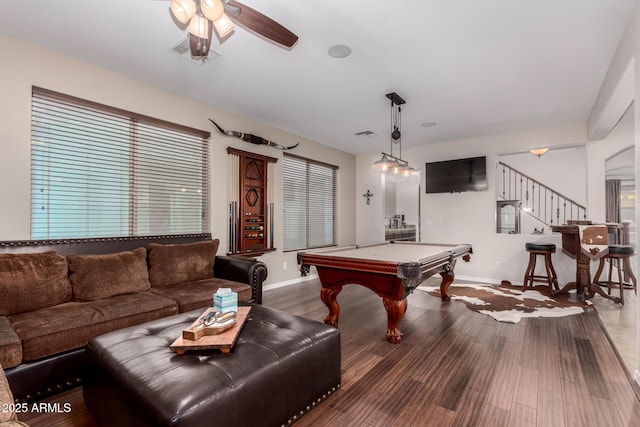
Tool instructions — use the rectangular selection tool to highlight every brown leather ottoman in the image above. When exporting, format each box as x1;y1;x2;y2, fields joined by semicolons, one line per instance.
83;304;341;427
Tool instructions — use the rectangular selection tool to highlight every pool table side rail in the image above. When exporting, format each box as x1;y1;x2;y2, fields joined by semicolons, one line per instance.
405;243;472;280
299;244;472;282
298;253;400;276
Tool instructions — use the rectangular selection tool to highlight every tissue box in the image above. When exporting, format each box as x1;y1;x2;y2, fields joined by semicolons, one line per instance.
214;288;238;313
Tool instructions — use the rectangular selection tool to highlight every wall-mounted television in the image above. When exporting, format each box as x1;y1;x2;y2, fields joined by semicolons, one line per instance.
425;156;488;194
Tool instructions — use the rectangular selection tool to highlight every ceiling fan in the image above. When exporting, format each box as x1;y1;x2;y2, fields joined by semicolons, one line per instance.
168;0;298;58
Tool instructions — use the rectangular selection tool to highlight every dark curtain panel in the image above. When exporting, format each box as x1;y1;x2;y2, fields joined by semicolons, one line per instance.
605;179;621;243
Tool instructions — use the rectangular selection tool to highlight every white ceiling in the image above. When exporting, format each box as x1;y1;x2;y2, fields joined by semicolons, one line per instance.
0;0;635;154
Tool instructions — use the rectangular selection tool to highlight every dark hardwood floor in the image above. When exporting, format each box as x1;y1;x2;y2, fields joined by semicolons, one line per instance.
20;278;640;426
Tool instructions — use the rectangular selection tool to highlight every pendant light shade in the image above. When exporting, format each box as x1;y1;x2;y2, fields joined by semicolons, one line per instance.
393;160;410;175
373;154;399;173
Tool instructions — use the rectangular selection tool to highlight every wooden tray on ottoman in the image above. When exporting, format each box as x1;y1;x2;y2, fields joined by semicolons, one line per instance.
170;306;251;354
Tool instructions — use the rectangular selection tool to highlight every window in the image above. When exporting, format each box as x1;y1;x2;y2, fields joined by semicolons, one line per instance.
31;87;210;239
283;153;337;251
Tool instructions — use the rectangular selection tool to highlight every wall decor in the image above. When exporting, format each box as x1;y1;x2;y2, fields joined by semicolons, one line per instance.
363;189;373;205
211;119;299;150
227;147;277;256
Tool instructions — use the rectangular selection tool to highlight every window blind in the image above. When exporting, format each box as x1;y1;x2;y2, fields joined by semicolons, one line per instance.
31;87;210;239
283;153;337;251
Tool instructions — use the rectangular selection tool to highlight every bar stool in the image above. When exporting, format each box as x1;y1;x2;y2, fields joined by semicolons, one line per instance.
593;245;637;305
523;242;559;292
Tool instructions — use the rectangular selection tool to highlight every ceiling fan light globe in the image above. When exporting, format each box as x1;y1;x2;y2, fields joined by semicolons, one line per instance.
201;0;224;21
188;15;210;39
213;14;236;38
170;0;196;25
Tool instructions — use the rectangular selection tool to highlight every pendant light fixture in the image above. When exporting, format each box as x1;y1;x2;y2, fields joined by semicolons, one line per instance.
372;92;418;180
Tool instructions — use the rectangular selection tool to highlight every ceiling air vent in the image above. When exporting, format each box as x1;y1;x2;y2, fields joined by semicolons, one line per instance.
168;38;221;64
354;130;377;138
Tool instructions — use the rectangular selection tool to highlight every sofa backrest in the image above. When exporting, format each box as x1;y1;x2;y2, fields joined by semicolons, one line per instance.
0;251;71;316
0;234;215;315
0;233;213;256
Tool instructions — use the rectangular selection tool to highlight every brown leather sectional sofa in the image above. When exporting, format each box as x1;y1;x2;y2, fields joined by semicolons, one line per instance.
0;234;267;402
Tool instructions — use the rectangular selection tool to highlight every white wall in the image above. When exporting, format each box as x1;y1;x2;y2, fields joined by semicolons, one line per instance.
0;34;357;285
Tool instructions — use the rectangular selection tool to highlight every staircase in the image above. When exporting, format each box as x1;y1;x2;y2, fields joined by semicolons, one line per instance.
498;161;586;227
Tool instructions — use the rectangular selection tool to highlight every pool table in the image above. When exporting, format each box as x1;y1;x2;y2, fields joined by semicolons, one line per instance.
297;241;472;344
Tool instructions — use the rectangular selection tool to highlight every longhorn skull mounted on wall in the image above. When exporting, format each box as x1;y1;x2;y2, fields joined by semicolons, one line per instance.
209;119;299;151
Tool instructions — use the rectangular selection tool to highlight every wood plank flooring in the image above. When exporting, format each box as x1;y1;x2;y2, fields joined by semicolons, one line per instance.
19;278;640;426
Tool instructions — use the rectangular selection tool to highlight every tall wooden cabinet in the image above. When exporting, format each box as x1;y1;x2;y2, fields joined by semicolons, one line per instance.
227;148;277;256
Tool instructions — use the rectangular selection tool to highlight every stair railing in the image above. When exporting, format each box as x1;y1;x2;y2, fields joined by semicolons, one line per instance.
498;161;586;227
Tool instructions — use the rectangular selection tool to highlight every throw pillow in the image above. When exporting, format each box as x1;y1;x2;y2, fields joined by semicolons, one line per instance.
68;247;151;301
0;251;71;316
148;239;219;287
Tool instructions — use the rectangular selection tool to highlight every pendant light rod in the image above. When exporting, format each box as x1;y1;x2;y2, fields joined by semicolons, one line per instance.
373;91;418;180
379;152;403;161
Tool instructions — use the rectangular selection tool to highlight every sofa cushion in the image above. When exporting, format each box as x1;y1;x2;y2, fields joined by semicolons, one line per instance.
148;277;252;313
9;292;178;362
0;252;71;316
148;239;219;287
68;247;151;301
0;317;21;369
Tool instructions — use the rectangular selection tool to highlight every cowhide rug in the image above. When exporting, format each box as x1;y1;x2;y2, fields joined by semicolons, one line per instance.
417;282;590;323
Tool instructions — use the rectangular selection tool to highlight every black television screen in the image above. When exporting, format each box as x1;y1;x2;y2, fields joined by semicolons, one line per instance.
425;156;488;193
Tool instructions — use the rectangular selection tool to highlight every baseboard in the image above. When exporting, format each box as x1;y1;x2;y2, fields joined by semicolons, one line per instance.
264;274;318;292
456;275;501;285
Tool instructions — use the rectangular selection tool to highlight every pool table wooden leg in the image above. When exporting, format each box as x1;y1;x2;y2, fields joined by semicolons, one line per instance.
439;270;455;301
320;287;342;327
382;297;406;344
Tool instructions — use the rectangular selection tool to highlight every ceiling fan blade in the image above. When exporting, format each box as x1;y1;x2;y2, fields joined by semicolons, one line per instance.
189;22;214;58
225;0;298;48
